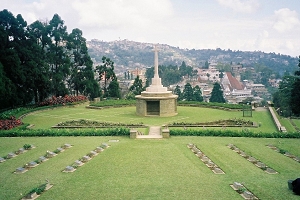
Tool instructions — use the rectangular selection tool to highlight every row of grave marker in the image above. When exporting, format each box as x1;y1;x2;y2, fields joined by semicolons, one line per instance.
228;144;278;174
230;182;258;200
63;143;110;173
187;143;225;174
15;144;72;174
0;144;35;163
267;144;300;163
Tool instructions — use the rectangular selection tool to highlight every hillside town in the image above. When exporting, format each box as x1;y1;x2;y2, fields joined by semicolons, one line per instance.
88;40;285;104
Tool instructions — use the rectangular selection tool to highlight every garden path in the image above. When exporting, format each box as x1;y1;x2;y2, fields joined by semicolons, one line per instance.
136;126;162;139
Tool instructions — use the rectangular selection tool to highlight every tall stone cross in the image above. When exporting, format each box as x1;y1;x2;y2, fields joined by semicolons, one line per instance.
153;46;159;78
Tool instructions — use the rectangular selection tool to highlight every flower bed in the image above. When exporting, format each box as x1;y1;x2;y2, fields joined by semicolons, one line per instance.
53;119;146;128
38;95;87;106
170;119;255;127
0;116;22;130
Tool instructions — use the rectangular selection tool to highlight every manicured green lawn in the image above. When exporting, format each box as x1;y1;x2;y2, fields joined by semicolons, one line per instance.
292;119;300;128
22;105;277;133
0;136;299;199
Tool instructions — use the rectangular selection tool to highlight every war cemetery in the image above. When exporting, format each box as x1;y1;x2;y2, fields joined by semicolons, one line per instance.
0;47;299;200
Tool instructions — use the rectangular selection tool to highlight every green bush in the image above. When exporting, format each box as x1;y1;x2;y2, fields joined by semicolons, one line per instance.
90;100;136;107
0;128;130;137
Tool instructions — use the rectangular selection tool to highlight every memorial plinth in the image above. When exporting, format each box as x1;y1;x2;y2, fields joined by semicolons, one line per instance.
136;46;177;116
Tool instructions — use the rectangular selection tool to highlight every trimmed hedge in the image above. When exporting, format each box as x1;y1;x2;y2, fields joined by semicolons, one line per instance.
0;128;130;137
90;100;136;107
178;101;246;110
170;129;300;138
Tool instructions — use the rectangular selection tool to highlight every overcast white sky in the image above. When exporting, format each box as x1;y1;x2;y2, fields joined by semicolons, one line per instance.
1;0;300;56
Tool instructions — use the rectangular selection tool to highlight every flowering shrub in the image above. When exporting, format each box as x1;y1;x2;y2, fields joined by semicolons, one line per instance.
0;116;22;130
39;95;87;106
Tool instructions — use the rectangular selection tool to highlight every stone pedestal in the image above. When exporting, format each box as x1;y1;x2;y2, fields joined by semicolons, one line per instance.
136;92;177;116
130;130;137;139
162;128;170;138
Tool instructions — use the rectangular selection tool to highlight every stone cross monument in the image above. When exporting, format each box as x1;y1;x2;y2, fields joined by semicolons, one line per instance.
135;45;178;116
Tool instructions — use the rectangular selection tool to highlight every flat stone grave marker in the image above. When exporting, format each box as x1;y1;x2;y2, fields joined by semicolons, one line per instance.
240;151;248;158
284;152;295;158
15;167;27;174
46;151;56;158
247;157;257;163
212;167;225;174
7;152;16;159
265;167;278;174
63;166;75;173
196;152;203;158
74;160;84;167
89;151;97;157
82;155;91;162
23;192;38;199
101;143;109;148
242;191;254;199
233;182;244;190
294;157;300;162
95;147;104;153
17;148;26;154
187;143;195;149
256;161;266;169
206;160;216;168
63;144;71;148
27;161;38;168
38;156;47;163
201;156;209;163
57;147;64;152
0;157;5;163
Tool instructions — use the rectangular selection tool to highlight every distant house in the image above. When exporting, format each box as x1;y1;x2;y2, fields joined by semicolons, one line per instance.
221;72;252;104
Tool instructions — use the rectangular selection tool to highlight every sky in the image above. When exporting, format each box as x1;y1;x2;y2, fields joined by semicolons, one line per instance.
1;0;300;57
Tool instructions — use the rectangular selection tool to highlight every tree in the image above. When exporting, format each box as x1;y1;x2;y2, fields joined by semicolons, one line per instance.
183;83;194;101
204;61;209;69
174;85;182;100
291;56;300;116
193;85;203;102
107;79;121;99
95;56;116;97
129;75;144;95
273;75;295;117
209;82;226;103
67;28;99;98
48;14;70;96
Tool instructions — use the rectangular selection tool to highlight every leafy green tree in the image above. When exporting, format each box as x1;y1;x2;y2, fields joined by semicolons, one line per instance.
291;56;300;116
183;83;194;101
174;85;182;100
107;79;121;99
273;75;296;117
48;14;70;96
204;61;209;69
95;56;116;97
129;75;144;95
67;28;99;98
193;85;203;102
210;82;226;103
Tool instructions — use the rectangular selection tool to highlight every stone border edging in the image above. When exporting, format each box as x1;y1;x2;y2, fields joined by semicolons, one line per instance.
0;144;35;164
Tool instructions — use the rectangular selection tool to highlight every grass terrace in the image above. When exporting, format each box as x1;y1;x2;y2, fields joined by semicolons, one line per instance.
0;137;299;199
1;101;300;199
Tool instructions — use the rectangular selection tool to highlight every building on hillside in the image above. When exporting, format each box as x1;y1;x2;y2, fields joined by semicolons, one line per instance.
221;72;252;104
246;83;270;98
197;65;220;82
